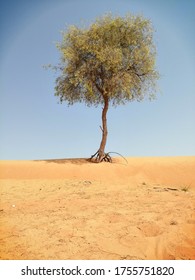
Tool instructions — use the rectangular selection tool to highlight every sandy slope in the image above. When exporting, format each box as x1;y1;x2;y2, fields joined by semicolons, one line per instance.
0;156;195;260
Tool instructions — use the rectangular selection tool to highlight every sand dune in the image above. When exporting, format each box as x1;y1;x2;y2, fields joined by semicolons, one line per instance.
0;156;195;259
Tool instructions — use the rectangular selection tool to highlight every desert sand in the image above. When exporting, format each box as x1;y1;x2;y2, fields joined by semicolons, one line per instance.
0;156;195;260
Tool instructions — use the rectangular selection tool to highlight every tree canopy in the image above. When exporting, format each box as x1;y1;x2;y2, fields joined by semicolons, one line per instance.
55;14;159;107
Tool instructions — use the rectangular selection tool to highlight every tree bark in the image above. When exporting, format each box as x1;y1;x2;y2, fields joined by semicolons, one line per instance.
97;96;109;162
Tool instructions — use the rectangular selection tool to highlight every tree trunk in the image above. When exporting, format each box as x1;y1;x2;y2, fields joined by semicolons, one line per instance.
97;96;109;162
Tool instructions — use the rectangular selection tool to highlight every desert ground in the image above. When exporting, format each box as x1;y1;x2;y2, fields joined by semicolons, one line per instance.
0;156;195;260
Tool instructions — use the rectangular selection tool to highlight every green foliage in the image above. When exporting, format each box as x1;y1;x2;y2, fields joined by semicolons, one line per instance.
54;13;159;106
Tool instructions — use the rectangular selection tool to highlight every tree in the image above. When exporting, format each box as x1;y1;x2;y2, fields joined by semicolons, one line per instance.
54;14;159;162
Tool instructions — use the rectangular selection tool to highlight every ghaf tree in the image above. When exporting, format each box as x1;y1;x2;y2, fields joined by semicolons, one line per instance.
54;14;159;162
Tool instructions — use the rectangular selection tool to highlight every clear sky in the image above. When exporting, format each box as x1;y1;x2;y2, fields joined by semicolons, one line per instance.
0;0;195;160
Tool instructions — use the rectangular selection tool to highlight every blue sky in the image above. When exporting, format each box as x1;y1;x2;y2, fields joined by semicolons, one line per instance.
0;0;195;160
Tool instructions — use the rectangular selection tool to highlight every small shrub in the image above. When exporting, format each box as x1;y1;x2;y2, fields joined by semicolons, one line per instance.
181;185;190;192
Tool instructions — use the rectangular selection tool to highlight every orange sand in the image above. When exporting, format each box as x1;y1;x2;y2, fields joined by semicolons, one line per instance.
0;156;195;260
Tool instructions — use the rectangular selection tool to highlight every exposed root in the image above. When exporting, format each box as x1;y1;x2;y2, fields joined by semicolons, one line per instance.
107;152;128;164
90;150;128;164
90;150;112;163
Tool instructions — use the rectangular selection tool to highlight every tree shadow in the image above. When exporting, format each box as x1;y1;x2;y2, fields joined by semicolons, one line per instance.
34;158;93;165
34;157;125;165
